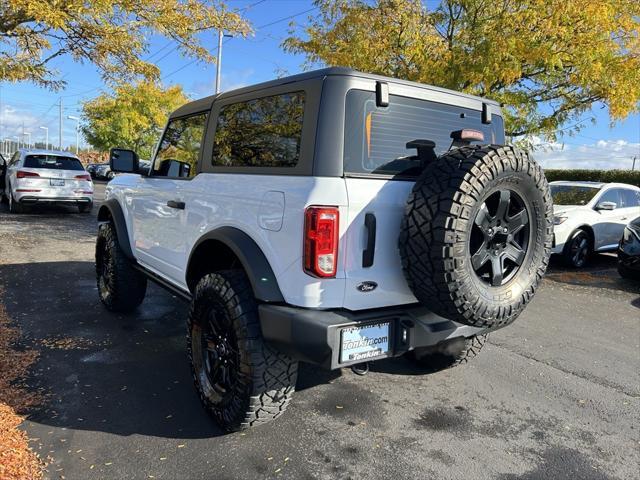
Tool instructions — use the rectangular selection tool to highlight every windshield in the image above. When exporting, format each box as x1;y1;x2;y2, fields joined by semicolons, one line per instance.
344;90;505;178
550;185;601;205
24;155;84;171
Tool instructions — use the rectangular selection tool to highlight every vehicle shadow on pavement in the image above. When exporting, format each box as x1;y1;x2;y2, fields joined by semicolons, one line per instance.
546;253;639;294
0;260;342;440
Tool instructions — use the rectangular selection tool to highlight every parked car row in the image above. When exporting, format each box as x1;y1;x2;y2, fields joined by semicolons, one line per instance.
87;159;150;180
0;149;637;279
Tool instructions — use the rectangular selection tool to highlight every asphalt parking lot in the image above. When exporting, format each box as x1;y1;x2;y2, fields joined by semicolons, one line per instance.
0;182;638;480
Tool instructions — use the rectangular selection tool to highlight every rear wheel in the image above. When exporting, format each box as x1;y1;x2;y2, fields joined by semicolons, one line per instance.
188;270;298;431
399;145;553;328
78;202;93;214
563;230;591;268
8;187;23;214
408;335;487;372
95;222;147;312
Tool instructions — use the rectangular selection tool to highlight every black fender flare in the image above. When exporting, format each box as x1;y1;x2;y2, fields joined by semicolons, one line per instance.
187;227;284;303
97;199;135;260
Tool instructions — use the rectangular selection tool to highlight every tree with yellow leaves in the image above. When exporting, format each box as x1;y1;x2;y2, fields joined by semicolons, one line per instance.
0;0;251;89
81;81;187;158
284;0;640;141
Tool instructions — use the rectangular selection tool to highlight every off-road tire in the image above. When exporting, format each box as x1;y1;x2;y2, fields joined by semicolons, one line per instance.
408;335;487;372
562;229;591;268
399;145;553;328
618;261;639;280
95;222;147;312
188;270;298;431
78;202;93;214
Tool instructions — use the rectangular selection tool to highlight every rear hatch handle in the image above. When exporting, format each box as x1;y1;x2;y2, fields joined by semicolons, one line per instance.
362;213;376;268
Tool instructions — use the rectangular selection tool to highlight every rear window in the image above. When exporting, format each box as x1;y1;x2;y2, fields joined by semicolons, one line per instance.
24;155;84;171
212;91;305;168
344;90;505;177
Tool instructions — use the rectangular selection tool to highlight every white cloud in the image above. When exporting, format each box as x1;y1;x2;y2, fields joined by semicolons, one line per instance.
529;138;640;170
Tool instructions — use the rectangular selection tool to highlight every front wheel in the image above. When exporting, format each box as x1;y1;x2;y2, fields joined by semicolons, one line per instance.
95;222;147;312
188;270;298;431
563;230;591;268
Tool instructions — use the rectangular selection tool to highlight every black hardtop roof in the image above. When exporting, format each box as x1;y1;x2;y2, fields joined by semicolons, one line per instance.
169;67;499;119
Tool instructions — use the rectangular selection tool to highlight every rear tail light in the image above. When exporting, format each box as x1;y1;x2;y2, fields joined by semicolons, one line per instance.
75;174;92;181
304;206;339;278
16;171;40;179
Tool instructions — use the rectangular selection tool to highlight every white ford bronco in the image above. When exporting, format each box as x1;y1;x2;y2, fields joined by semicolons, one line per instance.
96;67;553;431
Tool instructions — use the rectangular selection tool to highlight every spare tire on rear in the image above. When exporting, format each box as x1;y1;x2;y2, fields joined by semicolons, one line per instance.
399;145;553;328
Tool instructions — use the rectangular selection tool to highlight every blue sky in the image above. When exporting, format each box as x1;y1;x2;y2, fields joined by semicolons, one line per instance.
0;0;638;169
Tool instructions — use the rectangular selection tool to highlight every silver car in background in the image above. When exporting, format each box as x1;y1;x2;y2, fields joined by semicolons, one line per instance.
2;149;94;214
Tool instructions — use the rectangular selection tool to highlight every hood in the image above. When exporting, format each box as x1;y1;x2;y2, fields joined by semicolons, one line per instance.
553;205;584;216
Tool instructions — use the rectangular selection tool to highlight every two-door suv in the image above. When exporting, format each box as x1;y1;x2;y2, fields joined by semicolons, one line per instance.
96;68;553;431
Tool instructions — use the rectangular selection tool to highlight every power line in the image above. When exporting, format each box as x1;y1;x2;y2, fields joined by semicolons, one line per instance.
162;5;319;81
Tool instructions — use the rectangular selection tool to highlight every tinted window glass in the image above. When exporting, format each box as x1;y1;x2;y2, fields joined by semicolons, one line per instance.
344;90;505;177
24;155;84;170
212;92;305;168
550;185;601;205
598;189;620;206
620;189;640;208
153;113;208;178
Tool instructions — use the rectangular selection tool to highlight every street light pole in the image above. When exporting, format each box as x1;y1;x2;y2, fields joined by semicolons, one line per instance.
215;30;233;94
67;116;80;154
39;126;49;150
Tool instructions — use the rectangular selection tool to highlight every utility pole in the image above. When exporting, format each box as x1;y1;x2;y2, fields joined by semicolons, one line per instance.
215;30;233;94
633;156;637;171
67;116;80;154
21;122;24;148
215;30;223;94
40;126;49;150
59;97;63;150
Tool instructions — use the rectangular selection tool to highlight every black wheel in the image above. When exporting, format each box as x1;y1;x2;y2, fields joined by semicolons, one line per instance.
95;222;147;312
78;202;93;214
188;270;298;431
8;186;23;214
563;230;591;268
399;145;553;328
408;335;487;372
618;261;639;280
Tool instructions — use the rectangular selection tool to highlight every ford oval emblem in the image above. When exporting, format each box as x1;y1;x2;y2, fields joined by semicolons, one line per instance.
357;281;378;292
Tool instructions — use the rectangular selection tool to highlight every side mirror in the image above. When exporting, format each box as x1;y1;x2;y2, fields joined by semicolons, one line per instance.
110;148;139;173
596;201;616;211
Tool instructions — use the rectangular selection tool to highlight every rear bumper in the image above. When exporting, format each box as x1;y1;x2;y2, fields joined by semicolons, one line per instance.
17;195;92;205
259;304;492;370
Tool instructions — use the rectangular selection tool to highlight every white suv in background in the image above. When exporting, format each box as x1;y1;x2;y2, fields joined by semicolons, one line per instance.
2;149;94;214
550;181;640;267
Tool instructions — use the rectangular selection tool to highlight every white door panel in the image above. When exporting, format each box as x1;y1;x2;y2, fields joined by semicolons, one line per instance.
179;174;349;308
130;177;185;280
342;178;417;310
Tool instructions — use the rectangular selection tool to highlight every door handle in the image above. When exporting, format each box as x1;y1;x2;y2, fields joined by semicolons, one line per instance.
166;200;185;210
362;213;377;268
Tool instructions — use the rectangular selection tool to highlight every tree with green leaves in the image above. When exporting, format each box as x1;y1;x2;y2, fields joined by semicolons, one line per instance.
81;81;187;159
0;0;251;89
284;0;640;142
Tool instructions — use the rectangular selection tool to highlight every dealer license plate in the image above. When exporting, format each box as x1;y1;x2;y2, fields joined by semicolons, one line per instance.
340;322;390;363
50;178;65;186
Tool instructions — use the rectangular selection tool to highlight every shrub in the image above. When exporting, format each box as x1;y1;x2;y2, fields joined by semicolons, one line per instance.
543;169;640;187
